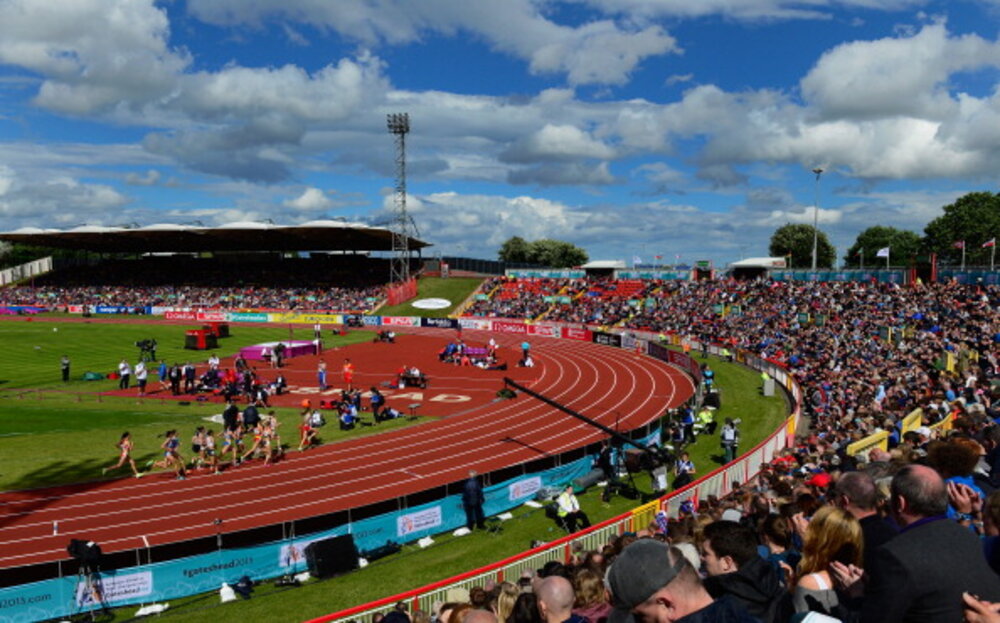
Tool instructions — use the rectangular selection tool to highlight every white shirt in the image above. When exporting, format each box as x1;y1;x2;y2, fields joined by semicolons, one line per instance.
119;361;131;376
135;362;147;380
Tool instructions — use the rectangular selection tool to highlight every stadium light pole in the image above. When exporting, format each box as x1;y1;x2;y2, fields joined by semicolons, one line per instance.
811;167;824;271
387;113;412;284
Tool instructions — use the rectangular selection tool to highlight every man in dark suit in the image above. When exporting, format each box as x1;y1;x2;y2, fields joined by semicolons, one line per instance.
833;471;897;571
461;470;485;530
854;464;1000;623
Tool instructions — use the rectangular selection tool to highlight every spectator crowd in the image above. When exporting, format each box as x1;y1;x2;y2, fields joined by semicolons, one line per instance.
432;275;1000;622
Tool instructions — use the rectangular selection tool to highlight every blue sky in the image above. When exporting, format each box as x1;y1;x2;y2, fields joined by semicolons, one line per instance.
3;1;1000;266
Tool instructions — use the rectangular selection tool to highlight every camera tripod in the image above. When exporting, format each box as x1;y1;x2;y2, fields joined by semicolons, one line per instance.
73;564;109;621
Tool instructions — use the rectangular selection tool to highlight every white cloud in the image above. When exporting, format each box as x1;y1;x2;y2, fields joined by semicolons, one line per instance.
0;168;129;225
508;161;616;186
387;191;582;252
801;22;1000;120
0;0;190;115
125;170;161;186
501;124;616;163
578;0;922;21
186;0;680;86
284;187;333;211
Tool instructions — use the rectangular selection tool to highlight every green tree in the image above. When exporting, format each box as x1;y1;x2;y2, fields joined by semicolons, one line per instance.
497;236;531;263
923;192;1000;264
497;237;588;268
768;224;835;268
844;226;922;267
527;239;588;268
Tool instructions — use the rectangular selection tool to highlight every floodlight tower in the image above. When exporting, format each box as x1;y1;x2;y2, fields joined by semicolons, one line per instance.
811;167;824;271
387;112;413;284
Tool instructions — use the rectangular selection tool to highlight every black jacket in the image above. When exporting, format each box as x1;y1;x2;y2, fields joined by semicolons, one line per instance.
704;557;791;623
677;595;761;623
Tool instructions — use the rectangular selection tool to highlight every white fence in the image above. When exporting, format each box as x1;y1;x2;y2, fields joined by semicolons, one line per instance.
307;338;801;623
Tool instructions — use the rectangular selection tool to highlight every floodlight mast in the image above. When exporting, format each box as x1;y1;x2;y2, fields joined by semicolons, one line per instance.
387;113;412;284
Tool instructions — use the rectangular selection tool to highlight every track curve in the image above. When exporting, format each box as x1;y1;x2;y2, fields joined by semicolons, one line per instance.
0;327;694;569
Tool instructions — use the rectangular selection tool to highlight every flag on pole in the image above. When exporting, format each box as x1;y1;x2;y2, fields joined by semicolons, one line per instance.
983;238;996;248
654;255;663;260
632;255;643;265
953;240;966;249
855;248;863;257
876;247;890;258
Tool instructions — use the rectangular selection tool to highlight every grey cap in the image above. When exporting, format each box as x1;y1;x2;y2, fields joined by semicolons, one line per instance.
607;539;687;617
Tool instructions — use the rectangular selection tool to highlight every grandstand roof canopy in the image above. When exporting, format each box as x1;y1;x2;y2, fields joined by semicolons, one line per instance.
0;221;430;254
727;257;787;268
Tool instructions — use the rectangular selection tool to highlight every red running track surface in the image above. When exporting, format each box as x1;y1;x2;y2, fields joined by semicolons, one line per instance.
0;328;694;569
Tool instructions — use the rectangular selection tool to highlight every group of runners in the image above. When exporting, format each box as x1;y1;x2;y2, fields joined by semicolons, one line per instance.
103;411;284;480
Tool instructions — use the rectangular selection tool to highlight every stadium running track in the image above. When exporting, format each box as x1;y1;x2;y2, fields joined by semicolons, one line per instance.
0;322;694;570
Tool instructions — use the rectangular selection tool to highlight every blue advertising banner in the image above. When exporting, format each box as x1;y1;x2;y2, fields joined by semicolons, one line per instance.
0;457;598;623
420;317;459;329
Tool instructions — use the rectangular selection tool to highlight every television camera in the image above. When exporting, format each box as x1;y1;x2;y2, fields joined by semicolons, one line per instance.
135;338;157;362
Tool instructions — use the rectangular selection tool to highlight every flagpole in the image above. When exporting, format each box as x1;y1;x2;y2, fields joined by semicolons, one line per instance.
886;249;890;269
962;243;966;272
860;248;864;271
993;243;996;272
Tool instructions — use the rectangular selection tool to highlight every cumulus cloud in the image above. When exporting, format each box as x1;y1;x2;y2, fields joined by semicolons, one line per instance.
0;0;190;115
187;0;679;86
801;22;1000;120
382;191;583;253
283;187;333;211
578;0;922;21
508;161;616;186
501;124;616;163
125;170;161;186
0;167;130;226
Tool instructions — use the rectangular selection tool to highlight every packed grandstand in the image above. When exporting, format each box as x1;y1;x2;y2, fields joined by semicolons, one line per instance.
3;264;1000;622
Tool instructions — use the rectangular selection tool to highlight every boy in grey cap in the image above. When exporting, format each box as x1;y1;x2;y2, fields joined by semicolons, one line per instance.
606;539;758;623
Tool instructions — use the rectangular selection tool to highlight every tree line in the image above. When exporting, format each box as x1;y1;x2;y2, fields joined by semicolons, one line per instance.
771;191;1000;268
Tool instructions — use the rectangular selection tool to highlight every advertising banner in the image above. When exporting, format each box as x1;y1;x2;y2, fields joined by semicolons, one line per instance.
561;326;592;341
508;476;542;501
526;323;559;338
505;270;585;279
592;331;622;348
383;316;420;327
94;306;135;314
164;311;197;320
228;312;270;323
420;317;459;329
268;312;342;324
458;318;492;331
74;571;153;608
67;305;85;314
362;316;381;326
197;311;227;322
0;455;599;623
491;320;528;334
397;506;443;538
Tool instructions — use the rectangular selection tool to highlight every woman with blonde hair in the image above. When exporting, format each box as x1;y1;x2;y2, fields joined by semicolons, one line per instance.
572;568;610;623
494;581;520;623
792;505;863;617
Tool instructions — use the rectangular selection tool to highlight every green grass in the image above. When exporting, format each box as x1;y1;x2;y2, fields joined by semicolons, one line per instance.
0;323;399;490
377;277;483;317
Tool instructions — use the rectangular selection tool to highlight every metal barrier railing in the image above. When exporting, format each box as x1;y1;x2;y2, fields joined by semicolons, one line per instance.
305;342;801;623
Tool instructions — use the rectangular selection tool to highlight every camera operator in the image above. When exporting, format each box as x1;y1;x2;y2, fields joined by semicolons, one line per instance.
721;417;740;463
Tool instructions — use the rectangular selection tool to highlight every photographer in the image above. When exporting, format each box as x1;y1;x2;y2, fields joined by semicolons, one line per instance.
721;417;740;463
